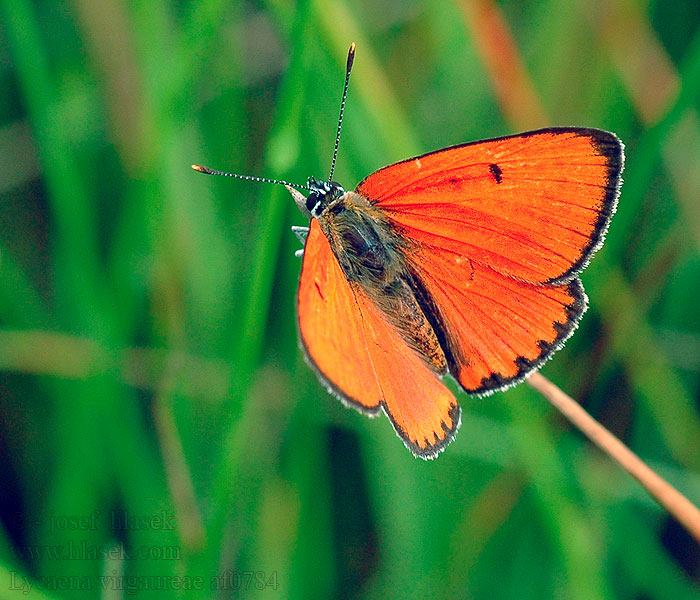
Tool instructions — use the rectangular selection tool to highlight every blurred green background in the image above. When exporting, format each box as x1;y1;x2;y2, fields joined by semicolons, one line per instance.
1;0;699;598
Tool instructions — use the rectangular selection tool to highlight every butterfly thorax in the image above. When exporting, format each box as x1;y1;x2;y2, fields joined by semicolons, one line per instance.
315;189;448;374
315;190;402;284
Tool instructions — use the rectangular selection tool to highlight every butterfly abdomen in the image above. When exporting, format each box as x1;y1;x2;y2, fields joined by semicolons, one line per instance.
372;276;448;374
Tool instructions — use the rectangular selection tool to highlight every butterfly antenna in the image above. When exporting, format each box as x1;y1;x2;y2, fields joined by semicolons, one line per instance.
191;164;311;192
328;42;356;182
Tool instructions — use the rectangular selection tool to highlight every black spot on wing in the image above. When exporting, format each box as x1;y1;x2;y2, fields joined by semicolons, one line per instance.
489;163;503;184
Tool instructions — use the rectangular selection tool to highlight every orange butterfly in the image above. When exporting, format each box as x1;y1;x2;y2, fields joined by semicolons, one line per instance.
194;43;624;459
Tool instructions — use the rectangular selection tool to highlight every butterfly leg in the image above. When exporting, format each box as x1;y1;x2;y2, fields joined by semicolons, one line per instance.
292;225;310;257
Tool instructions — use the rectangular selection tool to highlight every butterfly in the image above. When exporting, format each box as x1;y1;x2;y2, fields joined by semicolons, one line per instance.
193;43;624;459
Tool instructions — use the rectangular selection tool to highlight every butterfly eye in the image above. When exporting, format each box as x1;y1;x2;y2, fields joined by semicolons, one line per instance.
306;192;321;214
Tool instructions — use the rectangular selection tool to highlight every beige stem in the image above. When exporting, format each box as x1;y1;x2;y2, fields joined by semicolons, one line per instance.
528;372;700;543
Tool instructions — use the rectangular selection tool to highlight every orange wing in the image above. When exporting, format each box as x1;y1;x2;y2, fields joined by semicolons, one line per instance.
297;220;461;458
356;128;623;285
407;245;586;394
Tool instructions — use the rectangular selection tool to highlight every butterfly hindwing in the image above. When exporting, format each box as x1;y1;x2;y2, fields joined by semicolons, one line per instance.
406;245;587;394
297;220;461;458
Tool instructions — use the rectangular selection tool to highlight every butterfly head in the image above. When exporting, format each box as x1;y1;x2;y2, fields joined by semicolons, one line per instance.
305;177;345;217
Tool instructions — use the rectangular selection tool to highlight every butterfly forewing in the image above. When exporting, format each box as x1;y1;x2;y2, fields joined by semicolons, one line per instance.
356;128;623;285
297;220;382;414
